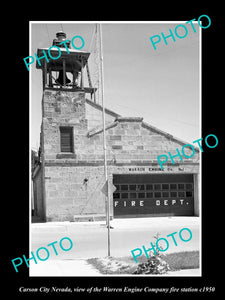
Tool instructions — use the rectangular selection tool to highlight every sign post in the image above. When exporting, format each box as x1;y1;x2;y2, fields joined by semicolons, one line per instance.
99;23;111;257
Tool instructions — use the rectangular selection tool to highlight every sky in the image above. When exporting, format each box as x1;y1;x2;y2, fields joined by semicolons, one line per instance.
30;22;200;150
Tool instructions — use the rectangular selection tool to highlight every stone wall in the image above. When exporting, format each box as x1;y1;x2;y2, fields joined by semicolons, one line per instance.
42;89;87;160
42;89;199;165
44;165;107;221
85;99;119;130
39;89;199;221
32;165;45;220
86;117;199;165
44;163;199;221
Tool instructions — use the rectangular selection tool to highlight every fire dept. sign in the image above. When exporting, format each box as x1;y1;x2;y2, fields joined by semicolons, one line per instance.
113;174;194;217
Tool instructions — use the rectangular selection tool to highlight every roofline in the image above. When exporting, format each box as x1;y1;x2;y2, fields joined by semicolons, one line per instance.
87;121;118;137
37;47;90;54
85;99;121;118
85;99;199;151
87;117;199;152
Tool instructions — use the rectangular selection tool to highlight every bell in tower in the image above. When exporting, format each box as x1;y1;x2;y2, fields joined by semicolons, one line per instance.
55;69;71;86
35;30;97;100
52;31;71;86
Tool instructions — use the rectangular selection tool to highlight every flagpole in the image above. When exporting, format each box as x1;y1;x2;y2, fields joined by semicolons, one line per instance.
99;23;111;256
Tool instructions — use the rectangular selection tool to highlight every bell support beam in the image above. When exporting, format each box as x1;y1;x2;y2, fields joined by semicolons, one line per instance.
63;59;66;87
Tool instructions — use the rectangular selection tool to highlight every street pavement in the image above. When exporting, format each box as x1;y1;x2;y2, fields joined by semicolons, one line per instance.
30;216;201;276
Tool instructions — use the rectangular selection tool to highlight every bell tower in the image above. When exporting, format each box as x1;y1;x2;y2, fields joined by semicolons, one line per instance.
36;31;96;161
34;31;99;221
36;31;96;96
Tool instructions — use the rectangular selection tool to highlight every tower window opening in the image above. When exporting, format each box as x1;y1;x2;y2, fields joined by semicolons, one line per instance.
60;127;74;153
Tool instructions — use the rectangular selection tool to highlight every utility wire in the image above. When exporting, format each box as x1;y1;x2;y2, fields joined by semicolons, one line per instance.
88;23;97;52
45;24;51;45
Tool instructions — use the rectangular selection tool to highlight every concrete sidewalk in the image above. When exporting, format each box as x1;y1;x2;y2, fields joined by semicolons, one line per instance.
31;216;200;231
111;216;200;230
29;258;200;277
29;259;101;276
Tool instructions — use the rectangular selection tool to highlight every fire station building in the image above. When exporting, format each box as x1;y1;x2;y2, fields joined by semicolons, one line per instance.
32;32;200;222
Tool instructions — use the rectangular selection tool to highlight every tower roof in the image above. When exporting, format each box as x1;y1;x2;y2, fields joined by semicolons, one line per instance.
36;47;90;72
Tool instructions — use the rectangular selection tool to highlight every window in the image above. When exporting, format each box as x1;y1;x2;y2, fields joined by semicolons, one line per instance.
178;183;185;190
186;183;193;190
154;184;161;190
162;184;169;190
121;185;128;191
170;184;177;190
170;191;177;197
186;191;193;197
129;185;136;191
138;192;145;199
146;184;153;190
178;191;185;197
146;192;153;198
162;191;169;197
113;193;120;199
136;185;145;191
130;193;137;198
60;127;73;153
154;192;161;198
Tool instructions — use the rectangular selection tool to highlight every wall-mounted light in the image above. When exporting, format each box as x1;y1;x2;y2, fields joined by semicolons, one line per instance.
83;178;88;184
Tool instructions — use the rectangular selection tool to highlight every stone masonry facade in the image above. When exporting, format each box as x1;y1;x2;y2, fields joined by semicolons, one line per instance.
35;88;199;221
